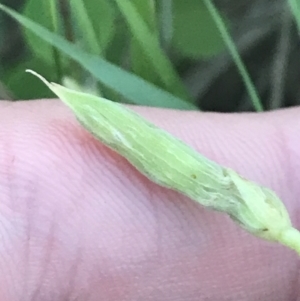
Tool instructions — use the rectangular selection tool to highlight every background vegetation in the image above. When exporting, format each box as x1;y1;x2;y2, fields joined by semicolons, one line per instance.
0;0;299;112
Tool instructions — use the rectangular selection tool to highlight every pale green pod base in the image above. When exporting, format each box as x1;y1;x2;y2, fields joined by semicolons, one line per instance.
278;227;300;256
26;69;300;256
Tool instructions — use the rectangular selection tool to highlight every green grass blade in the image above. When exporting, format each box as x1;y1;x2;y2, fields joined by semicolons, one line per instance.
48;0;62;81
113;0;192;102
130;0;160;84
203;0;264;112
288;0;300;32
158;0;173;48
0;4;197;110
69;0;102;55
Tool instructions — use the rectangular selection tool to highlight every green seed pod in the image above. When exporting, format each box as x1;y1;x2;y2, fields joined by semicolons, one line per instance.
27;70;300;255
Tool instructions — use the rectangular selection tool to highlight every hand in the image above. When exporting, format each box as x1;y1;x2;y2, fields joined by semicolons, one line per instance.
1;100;299;301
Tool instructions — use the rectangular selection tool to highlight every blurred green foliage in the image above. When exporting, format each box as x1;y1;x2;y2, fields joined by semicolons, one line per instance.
0;0;229;109
1;0;296;111
173;0;225;58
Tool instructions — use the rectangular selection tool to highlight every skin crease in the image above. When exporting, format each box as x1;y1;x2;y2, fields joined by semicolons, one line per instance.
0;100;300;301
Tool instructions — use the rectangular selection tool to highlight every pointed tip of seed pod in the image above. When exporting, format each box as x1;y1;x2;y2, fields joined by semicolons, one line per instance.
26;69;53;89
26;69;73;108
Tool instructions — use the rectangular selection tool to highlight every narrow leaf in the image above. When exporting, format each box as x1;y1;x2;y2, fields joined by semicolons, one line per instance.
203;0;263;112
69;0;102;55
0;4;197;110
114;0;192;101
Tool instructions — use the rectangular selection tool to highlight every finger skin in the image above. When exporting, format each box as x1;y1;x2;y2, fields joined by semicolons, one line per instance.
0;100;299;301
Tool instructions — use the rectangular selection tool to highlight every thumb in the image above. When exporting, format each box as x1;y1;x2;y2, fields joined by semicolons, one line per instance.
0;100;299;301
